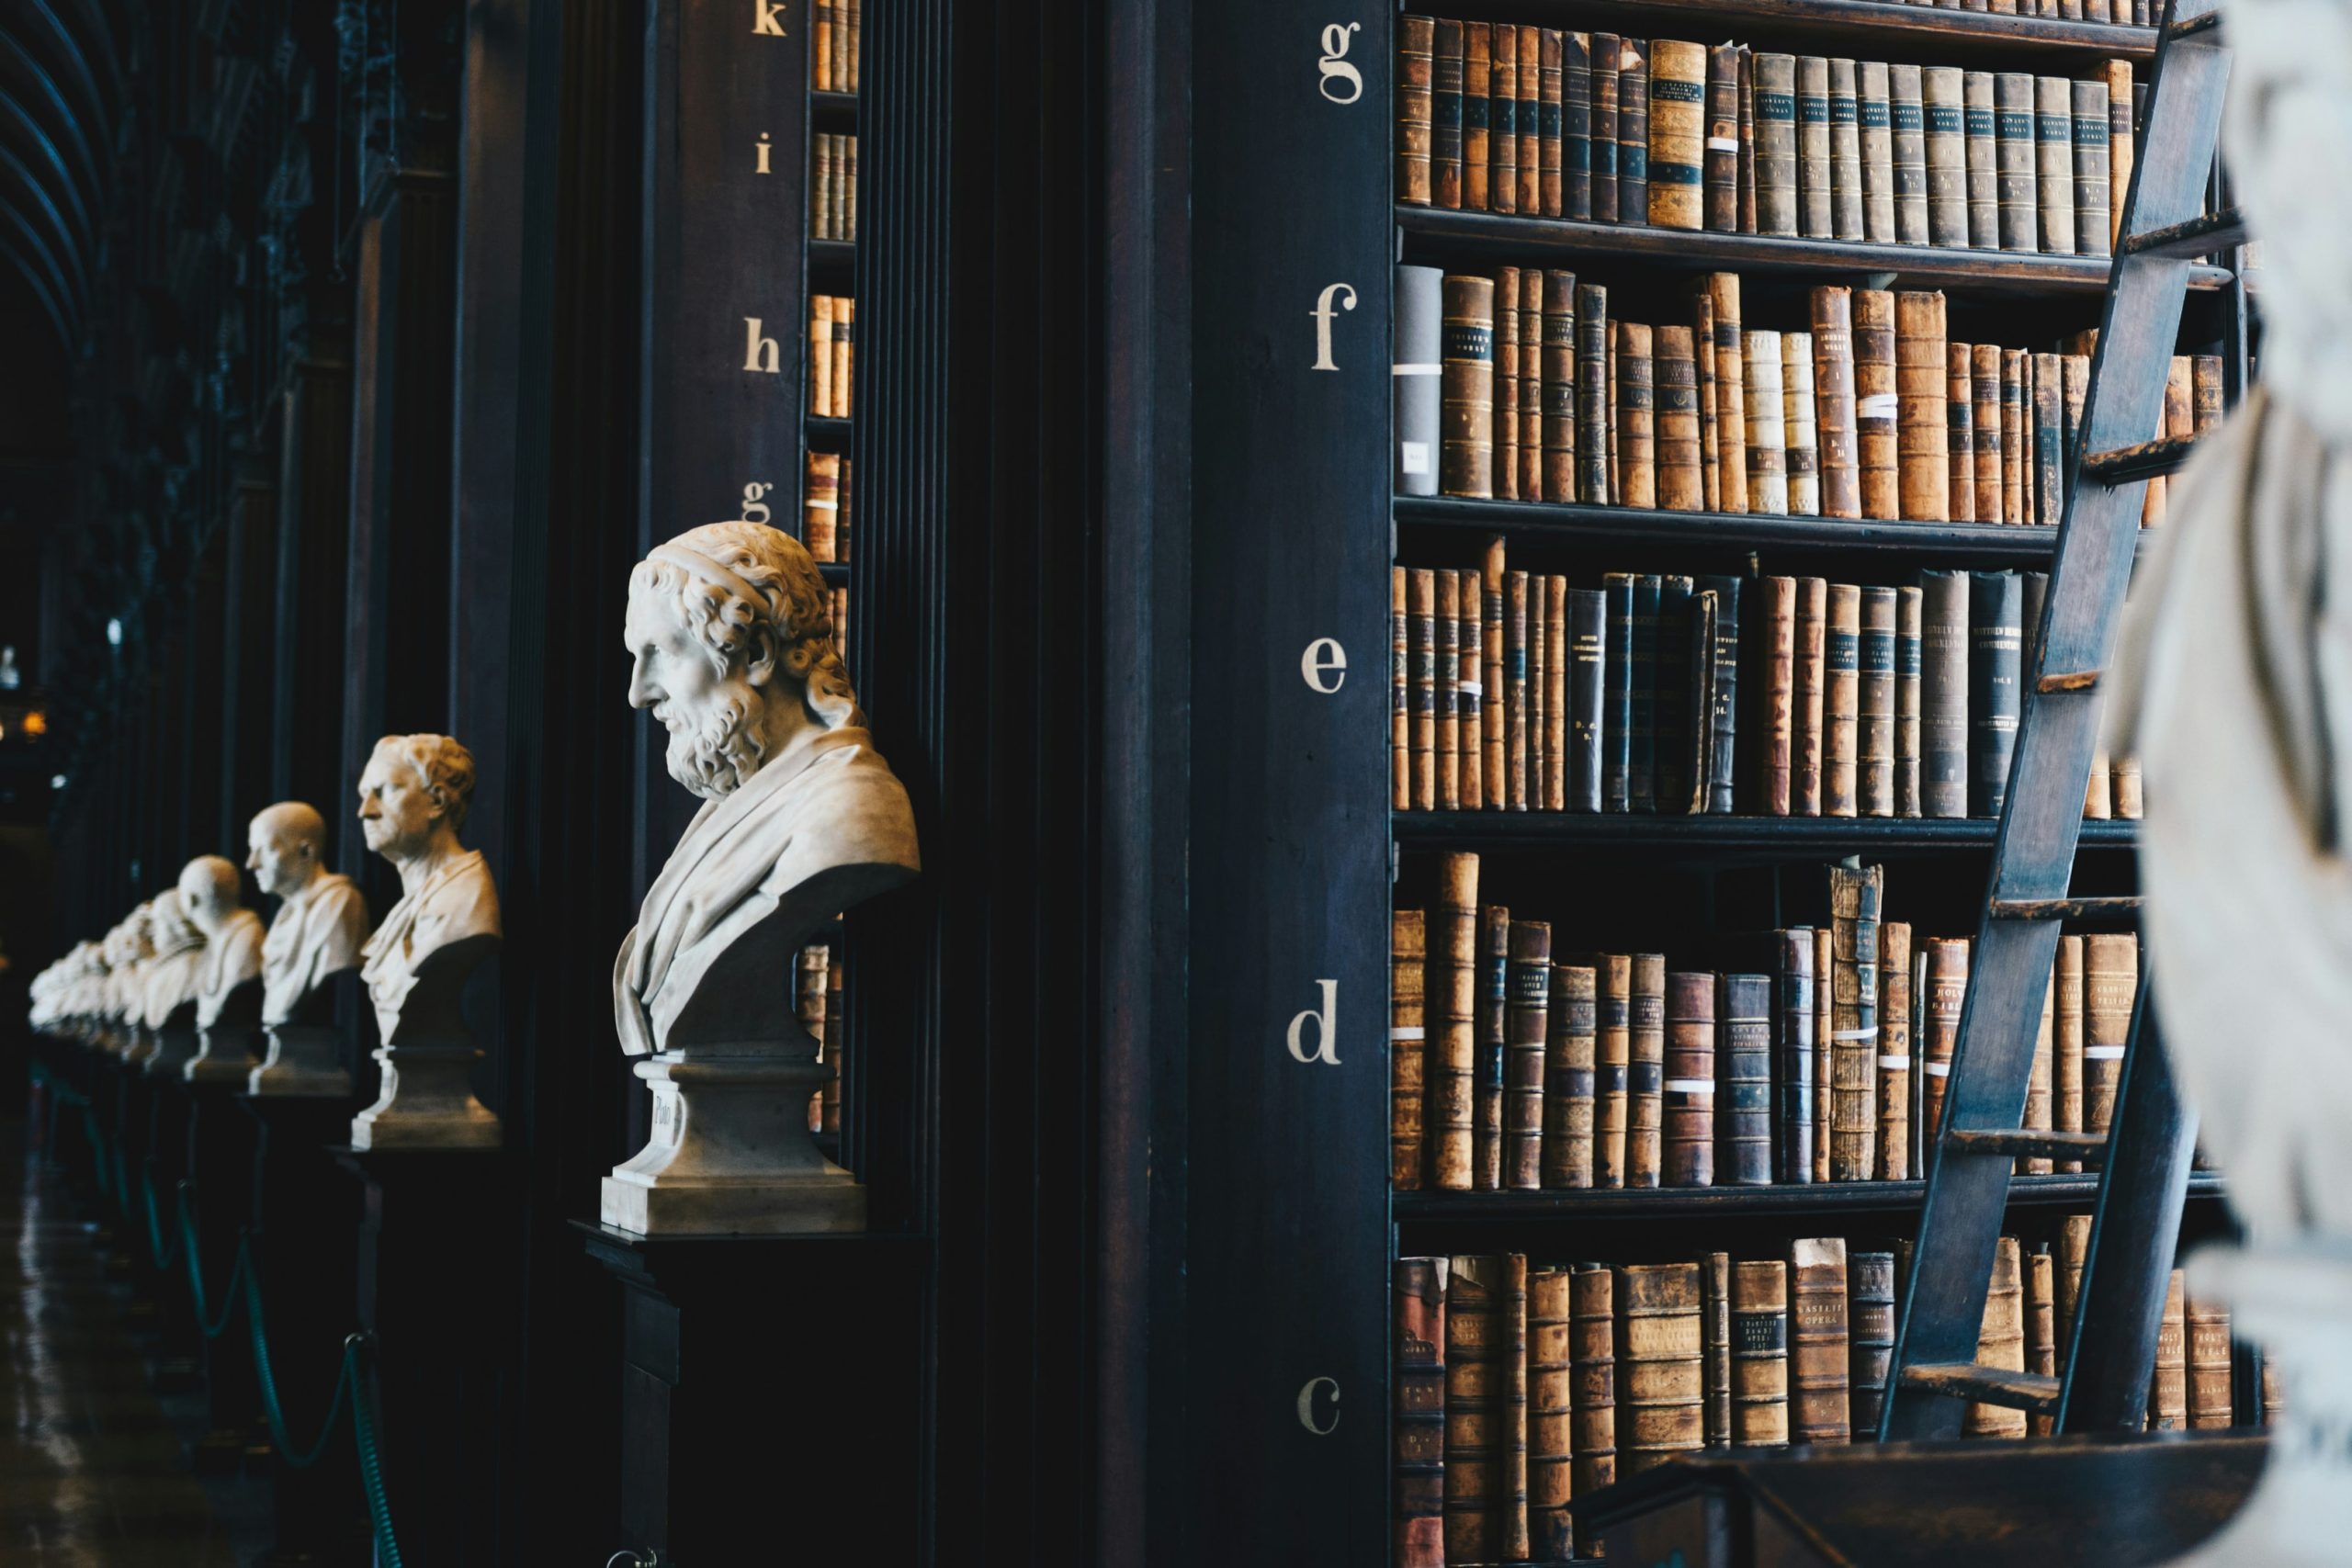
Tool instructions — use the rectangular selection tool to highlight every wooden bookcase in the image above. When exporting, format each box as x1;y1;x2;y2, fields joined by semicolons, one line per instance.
1183;1;2254;1563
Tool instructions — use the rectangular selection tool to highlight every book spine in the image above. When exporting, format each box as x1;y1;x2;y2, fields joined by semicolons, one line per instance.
1811;288;1860;520
2054;933;2084;1169
1589;33;1620;223
1947;342;1977;523
1829;57;1863;242
1562;32;1591;220
2004;349;2029;525
2073;79;2110;257
804;451;841;561
2022;953;2053;1175
1657;577;1693;815
1922;66;1969;247
1490;27;1519;215
1760;576;1796;816
1618;39;1649;224
1411;570;1437;808
1969;1236;2030;1437
1922;937;1969;1148
1617;321;1657;508
1737;46;1757;232
1921;570;1969;818
1444;1255;1498;1562
1860;585;1897;818
1814;929;1834;1182
1782;333;1820;517
1617;1261;1707;1476
2084;933;2136;1135
1506;570;1530;809
1968;570;2023;818
1964;71;1997;248
1824;582;1861;818
1526;29;1552;220
1494;266;1521;501
1394;910;1429;1188
1459;570;1485;810
1433;21;1464;209
1829;862;1884;1180
1732;1259;1791;1446
1602;575;1634;811
1437;571;1460;808
1441;276;1496;499
1397;1258;1450;1568
1594;953;1632;1188
1431;855;1480;1190
1570;1266;1617;1501
1393;570;1410;810
1544;964;1599;1188
1576;284;1611;504
1702;575;1742;815
1793;577;1828;816
1895;585;1922;817
2035;76;2075;255
1546;576;1570;809
2027;1247;2058;1435
1504;921;1551;1190
1464;25;1492;212
1695;291;1720;509
2106;61;2133;250
814;0;833;91
1778;929;1817;1183
2060;1213;2091;1344
2192;353;2224;435
1543;272;1578;503
810;295;836;415
1854;289;1899;520
1630;574;1661;810
1718;972;1773;1186
1396;265;1444;498
1995;73;2039;252
1569;588;1607;812
2188;1294;2233;1429
1502;1255;1531;1559
1521;272;1545;501
1398;17;1435;206
1629;953;1668;1187
1896;290;1951;521
1849;1249;1897;1440
1528;570;1547;810
1859;60;1895;243
1664;969;1717;1187
1705;45;1741;231
1971;343;2005;522
1876;922;1913;1179
1788;1237;1852;1443
1754;54;1799;236
1648;40;1706;230
2114;754;2142;818
1744;329;1789;515
1702;1251;1734;1448
1530;1270;1576;1558
1485;542;1506;803
1796;56;1832;239
1709;274;1748;515
1655;325;1703;511
1476;905;1510;1191
1890;64;1928;244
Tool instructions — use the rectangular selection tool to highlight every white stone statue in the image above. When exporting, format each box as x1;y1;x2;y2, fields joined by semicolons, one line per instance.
137;888;209;1074
246;801;372;1095
101;904;154;1055
176;855;266;1084
349;733;503;1149
602;521;918;1234
2113;5;2352;1558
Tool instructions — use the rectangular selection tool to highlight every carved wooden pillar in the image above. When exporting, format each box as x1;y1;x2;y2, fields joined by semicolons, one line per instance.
273;336;354;818
220;467;278;849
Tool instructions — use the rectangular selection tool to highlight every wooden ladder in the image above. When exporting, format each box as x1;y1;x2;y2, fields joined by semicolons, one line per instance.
1879;0;2241;1441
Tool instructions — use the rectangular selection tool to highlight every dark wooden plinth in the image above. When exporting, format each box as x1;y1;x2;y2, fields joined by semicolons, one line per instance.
183;1079;263;1470
1579;1432;2266;1567
578;1224;925;1566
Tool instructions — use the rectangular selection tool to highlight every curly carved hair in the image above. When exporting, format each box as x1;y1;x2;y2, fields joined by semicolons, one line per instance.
630;520;858;730
371;733;479;831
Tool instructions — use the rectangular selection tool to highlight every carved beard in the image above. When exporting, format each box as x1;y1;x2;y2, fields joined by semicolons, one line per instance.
664;687;766;800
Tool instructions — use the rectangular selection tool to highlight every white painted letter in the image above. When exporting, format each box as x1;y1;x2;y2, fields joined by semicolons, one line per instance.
740;482;775;525
1287;979;1340;1066
743;318;781;374
1300;637;1347;694
1310;283;1357;372
1317;24;1363;104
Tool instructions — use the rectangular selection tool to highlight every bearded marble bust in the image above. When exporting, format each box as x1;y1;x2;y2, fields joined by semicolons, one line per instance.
356;734;503;1044
250;800;370;1026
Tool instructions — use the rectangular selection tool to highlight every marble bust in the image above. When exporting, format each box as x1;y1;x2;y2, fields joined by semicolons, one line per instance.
102;903;154;1055
603;521;919;1234
177;855;266;1083
252;801;370;1026
137;888;209;1072
350;734;503;1148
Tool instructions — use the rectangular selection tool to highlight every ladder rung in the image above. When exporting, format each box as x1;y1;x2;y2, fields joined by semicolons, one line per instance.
2082;436;2196;485
1989;897;2143;922
1900;1363;2064;1416
2036;670;2100;694
1942;1128;2109;1161
2167;7;2222;38
2122;207;2246;260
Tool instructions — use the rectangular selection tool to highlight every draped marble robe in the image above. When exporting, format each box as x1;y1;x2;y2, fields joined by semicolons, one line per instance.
262;872;370;1025
360;851;501;1043
191;907;266;1027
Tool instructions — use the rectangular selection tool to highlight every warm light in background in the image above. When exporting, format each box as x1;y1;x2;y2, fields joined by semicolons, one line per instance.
22;709;45;736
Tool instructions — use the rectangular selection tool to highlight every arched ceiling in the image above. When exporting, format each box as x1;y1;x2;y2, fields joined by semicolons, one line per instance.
0;0;123;385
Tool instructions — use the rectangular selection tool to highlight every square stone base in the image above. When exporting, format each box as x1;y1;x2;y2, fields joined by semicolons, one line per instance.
600;1172;867;1235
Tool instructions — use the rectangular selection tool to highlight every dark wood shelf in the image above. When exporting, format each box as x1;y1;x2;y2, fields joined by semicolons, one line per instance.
810;88;858;125
807;414;852;449
1395;493;2128;561
809;237;855;273
1394;1171;2225;1225
1455;0;2159;62
1396;813;2138;856
819;561;849;585
1396;208;2232;297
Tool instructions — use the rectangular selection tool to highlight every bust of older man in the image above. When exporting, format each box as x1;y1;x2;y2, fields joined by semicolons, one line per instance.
136;889;209;1070
250;800;370;1027
179;856;266;1027
356;734;502;1044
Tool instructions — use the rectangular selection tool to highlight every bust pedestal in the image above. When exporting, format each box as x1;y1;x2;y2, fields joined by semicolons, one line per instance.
248;1024;354;1096
600;1045;864;1235
183;1023;261;1085
350;934;501;1150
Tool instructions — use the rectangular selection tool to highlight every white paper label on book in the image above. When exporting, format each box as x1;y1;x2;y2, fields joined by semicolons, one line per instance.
1879;1055;1913;1068
1390;1026;1426;1041
2083;1044;2127;1059
1457;681;1481;696
1924;1061;1951;1076
1859;393;1901;419
1399;440;1431;474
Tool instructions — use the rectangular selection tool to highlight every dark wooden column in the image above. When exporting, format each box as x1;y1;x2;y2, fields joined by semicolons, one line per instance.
220;467;278;847
273;333;355;819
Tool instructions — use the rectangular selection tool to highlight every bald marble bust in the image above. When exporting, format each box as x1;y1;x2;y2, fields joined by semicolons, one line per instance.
179;855;266;1027
250;801;370;1025
356;734;502;1044
138;889;209;1070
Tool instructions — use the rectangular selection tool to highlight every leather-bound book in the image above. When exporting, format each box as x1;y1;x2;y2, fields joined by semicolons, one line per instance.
1753;54;1799;235
1694;291;1720;508
1860;586;1897;818
1444;1256;1500;1562
1397;1258;1450;1568
1963;72;1997;248
1814;928;1835;1183
2192;354;2224;435
1663;969;1717;1186
1947;343;1977;522
1433;21;1464;210
1459;570;1485;809
1921;937;1968;1150
1546;576;1571;809
1494;267;1521;500
1758;576;1796;815
814;0;835;89
1968;1237;2029;1438
2034;76;2075;255
1656;325;1703;511
1829;57;1863;242
1441;276;1497;499
1859;60;1895;243
1737;46;1758;232
1699;574;1743;814
1437;571;1460;808
1854;290;1899;519
1590;33;1621;222
1591;952;1634;1188
1733;1260;1791;1446
1796;56;1832;238
1920;570;1969;818
1811;288;1861;520
2105;62;2133;249
1396;265;1444;498
805;451;842;561
1399;17;1435;207
1489;27;1520;216
2084;933;2136;1136
1545;964;1599;1187
1616;321;1657;509
1829;863;1884;1181
1895;585;1923;816
1394;570;1411;810
1778;928;1818;1183
1520;271;1546;501
2059;1213;2091;1347
1968;570;2022;817
1971;343;2004;521
1630;953;1669;1187
2072;79;2110;257
1824;582;1862;818
1505;922;1552;1189
1571;1266;1618;1499
1431;855;1481;1190
832;299;853;416
2148;1269;2188;1431
1476;905;1510;1191
2114;755;2143;818
1630;574;1662;810
1619;39;1650;224
1789;1238;1852;1443
1544;272;1579;502
1705;45;1741;231
1568;587;1606;812
2055;934;2085;1170
1922;67;1968;247
1889;64;1928;243
1849;1250;1897;1440
1618;1262;1707;1475
1648;40;1706;230
1576;284;1611;503
1506;570;1530;808
1709;274;1749;515
1744;329;1789;515
1521;28;1545;220
1895;291;1950;521
2002;349;2028;525
1563;32;1592;220
1410;570;1438;808
1995;74;2039;253
2024;961;2054;1175
1793;577;1829;816
2086;743;2113;818
2032;351;2064;527
1530;1269;1576;1558
1702;1252;1735;1447
1783;333;1821;516
809;296;836;417
2263;1359;2285;1427
2188;1296;2233;1429
1877;922;1914;1180
1717;973;1773;1185
1603;574;1635;810
1501;1255;1532;1559
1485;541;1507;801
1657;577;1695;813
2027;1247;2058;1435
1394;910;1430;1188
1464;25;1492;211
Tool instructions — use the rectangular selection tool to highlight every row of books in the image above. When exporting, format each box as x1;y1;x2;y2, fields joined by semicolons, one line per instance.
804;452;854;563
811;295;856;420
811;133;858;243
812;0;861;94
1396;23;2140;263
1392;854;2143;1192
1860;0;2156;18
1396;1242;2264;1565
797;941;846;1135
1398;266;2222;521
1387;547;2145;820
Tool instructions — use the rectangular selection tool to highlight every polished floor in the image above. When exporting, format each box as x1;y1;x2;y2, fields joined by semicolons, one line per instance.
0;1120;249;1565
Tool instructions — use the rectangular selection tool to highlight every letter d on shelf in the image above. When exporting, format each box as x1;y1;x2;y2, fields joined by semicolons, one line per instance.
1286;979;1340;1065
